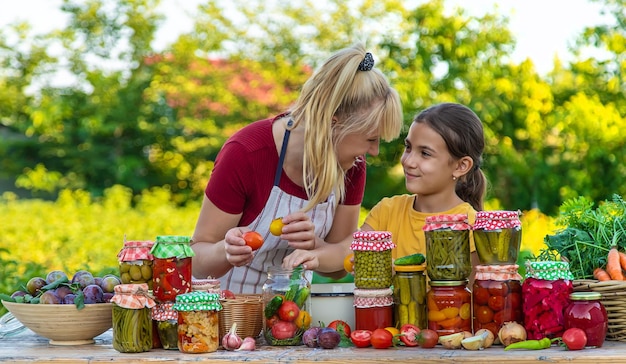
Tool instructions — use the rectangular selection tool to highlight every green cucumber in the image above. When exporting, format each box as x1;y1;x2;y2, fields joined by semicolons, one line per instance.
264;295;283;318
394;253;426;266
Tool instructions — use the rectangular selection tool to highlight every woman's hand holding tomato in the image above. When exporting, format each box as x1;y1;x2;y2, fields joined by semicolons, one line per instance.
224;228;257;266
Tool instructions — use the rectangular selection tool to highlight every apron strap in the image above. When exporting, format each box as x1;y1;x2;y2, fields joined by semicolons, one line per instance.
273;118;293;186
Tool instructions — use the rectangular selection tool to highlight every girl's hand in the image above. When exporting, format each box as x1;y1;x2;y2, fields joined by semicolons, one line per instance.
224;227;255;267
280;212;316;250
283;249;319;271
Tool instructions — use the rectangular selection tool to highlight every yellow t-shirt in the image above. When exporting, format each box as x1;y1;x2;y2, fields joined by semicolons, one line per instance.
362;194;476;261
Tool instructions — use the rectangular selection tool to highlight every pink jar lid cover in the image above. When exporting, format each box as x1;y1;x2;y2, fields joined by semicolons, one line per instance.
423;214;470;231
117;240;155;262
473;210;521;230
350;231;395;251
152;302;178;321
474;264;522;281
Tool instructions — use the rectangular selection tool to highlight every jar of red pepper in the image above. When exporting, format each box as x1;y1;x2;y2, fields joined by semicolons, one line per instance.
150;235;194;302
565;292;608;348
473;264;523;337
427;280;471;336
354;288;394;331
522;261;573;340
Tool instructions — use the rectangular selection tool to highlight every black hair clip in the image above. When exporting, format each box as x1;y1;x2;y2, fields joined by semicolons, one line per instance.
358;52;374;71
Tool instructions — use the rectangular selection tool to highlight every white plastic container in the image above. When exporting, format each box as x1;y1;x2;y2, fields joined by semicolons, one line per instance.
310;282;355;329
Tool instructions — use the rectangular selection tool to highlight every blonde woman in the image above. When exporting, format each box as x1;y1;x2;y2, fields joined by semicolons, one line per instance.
191;44;403;293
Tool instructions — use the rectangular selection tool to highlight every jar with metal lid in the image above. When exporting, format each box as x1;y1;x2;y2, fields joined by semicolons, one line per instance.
473;210;522;265
150;235;194;302
351;231;395;289
117;240;154;289
427;280;471;336
472;264;523;337
354;288;394;331
262;265;311;346
423;214;471;281
111;283;155;353
522;261;573;340
565;292;608;348
152;302;178;350
173;291;222;353
392;265;427;329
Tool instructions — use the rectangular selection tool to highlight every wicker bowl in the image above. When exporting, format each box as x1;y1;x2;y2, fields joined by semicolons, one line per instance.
1;300;112;345
218;294;263;340
573;279;626;342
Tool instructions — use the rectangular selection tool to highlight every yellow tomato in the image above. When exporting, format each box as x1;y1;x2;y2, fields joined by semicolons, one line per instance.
343;253;354;273
440;307;460;319
427;310;447;322
385;327;400;336
295;310;311;329
269;217;284;236
459;303;471;320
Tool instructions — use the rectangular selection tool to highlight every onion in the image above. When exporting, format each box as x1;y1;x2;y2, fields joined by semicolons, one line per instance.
498;321;527;347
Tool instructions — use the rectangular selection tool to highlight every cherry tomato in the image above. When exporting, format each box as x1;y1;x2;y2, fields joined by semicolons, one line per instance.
562;328;587;350
488;281;509;296
242;231;264;250
350;329;372;348
328;320;351;337
475;305;494;324
417;329;439;348
399;324;420;347
488;295;505;311
370;328;393;349
474;287;490;305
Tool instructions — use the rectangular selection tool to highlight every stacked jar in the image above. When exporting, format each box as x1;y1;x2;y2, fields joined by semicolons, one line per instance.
392;264;427;329
423;214;472;336
350;231;395;331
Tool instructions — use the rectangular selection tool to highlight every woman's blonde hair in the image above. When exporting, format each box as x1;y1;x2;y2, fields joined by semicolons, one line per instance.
290;43;403;211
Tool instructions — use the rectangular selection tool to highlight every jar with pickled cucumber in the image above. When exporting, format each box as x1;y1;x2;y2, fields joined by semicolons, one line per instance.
427;280;471;336
423;214;471;281
354;288;394;331
117;240;154;289
350;231;395;289
150;235;195;302
173;291;223;353
111;283;156;353
152;302;178;350
393;265;427;329
473;210;522;265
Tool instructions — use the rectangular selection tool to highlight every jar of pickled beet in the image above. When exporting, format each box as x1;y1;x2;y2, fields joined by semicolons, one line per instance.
473;264;523;337
111;283;156;353
351;231;395;289
173;291;222;354
393;265;427;329
117;240;154;290
473;210;522;265
522;261;574;340
152;302;178;350
427;280;471;336
150;235;194;302
354;288;394;331
423;214;471;281
565;292;608;348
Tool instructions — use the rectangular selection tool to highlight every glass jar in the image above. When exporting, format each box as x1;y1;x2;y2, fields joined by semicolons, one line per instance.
423;214;471;281
472;264;523;336
111;283;155;353
350;231;395;289
262;265;311;346
473;210;522;265
354;288;394;331
152;302;178;350
522;261;574;340
427;280;471;336
565;292;608;348
150;235;195;302
192;277;221;295
117;240;154;289
392;265;427;329
173;291;222;354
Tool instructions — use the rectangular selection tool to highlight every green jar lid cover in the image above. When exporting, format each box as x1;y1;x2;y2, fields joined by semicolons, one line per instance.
173;291;222;312
151;235;195;259
570;292;602;301
525;261;574;281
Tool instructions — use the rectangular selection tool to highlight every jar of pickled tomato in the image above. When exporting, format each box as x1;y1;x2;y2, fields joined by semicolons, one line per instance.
565;292;608;348
354;288;394;331
150;235;195;302
522;261;573;340
173;291;223;353
117;240;154;289
427;280;471;336
423;214;471;281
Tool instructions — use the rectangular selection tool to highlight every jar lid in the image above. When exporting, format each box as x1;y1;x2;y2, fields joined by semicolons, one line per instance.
473;210;521;230
152;302;178;321
394;264;426;272
353;288;393;308
350;231;395;251
429;280;467;287
173;291;222;312
117;240;154;262
111;283;156;309
569;292;601;301
192;278;221;292
474;264;522;281
423;214;470;231
353;288;393;297
156;235;191;243
151;236;196;259
525;261;574;281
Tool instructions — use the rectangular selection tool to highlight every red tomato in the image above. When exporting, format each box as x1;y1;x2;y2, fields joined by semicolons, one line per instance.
350;329;372;348
488;281;509;296
266;315;280;329
242;231;264;250
475;305;494;324
562;328;587;350
417;329;438;348
488;295;505;311
221;289;236;299
271;320;297;340
370;328;393;349
278;300;300;322
474;287;490;305
399;324;420;347
328;320;351;337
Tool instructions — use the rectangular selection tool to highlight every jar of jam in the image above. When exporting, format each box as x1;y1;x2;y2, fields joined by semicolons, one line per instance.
354;288;394;331
565;292;608;348
473;210;522;265
150;235;194;302
473;264;523;336
152;302;178;350
392;265;427;329
351;231;395;289
423;214;471;281
262;265;311;345
522;261;573;340
173;291;222;353
117;240;154;289
111;283;155;353
427;280;471;336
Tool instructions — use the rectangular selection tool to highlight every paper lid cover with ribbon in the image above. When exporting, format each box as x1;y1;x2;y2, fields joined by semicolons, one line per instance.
525;261;574;281
117;240;154;262
473;210;521;230
350;231;395;251
423;214;470;231
173;291;223;312
111;283;156;309
151;235;195;259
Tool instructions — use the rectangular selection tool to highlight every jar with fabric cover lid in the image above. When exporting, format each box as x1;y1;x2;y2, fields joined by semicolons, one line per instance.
150;235;194;302
152;302;178;350
111;283;155;353
351;231;395;289
173;291;222;353
473;210;522;265
117;240;154;289
354;288;394;331
392;264;427;329
565;291;608;348
423;214;471;281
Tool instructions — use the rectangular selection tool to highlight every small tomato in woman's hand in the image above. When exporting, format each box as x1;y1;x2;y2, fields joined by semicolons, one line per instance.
269;217;284;236
242;231;264;250
562;328;587;350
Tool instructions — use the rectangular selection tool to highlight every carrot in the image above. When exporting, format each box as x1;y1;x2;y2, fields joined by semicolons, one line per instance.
593;267;611;281
619;252;626;273
606;247;624;280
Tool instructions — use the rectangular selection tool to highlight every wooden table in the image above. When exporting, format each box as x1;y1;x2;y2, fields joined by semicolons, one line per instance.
1;328;626;363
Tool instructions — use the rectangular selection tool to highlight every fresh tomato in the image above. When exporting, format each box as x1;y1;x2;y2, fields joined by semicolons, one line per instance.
266;315;280;329
221;289;236;299
278;300;300;322
370;328;393;349
562;328;587;350
242;231;264;250
350;329;372;348
399;324;420;347
328;320;351;337
417;329;439;348
271;320;297;340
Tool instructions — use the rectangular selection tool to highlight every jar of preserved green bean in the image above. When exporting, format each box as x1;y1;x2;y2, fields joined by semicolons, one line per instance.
117;240;154;290
152;302;178;350
393;264;427;329
173;291;223;354
351;231;395;289
473;210;522;265
111;283;156;353
423;214;471;281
